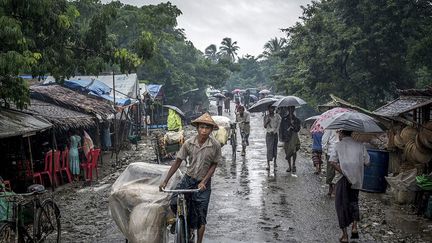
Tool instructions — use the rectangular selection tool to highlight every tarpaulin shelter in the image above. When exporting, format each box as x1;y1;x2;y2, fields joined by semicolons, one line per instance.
61;79;131;106
44;74;139;102
147;84;164;100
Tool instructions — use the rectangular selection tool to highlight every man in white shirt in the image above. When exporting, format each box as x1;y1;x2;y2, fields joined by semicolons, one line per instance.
329;130;370;243
235;105;250;156
264;105;281;170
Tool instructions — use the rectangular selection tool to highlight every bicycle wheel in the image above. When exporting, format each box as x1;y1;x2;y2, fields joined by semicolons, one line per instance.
175;216;186;243
0;222;16;243
36;199;61;243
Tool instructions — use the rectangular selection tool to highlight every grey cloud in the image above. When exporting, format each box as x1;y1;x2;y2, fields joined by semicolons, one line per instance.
102;0;312;56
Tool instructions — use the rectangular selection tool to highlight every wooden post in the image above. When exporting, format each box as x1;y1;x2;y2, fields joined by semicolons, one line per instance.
27;137;34;175
113;71;118;166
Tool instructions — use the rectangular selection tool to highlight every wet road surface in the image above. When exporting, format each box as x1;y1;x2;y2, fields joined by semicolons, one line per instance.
205;110;344;242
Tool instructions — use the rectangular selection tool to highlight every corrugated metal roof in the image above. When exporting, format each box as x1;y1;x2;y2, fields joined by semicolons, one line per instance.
374;96;432;117
0;108;52;138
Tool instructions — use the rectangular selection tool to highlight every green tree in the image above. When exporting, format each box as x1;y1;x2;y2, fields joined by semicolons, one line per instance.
204;44;218;63
262;37;286;57
219;37;240;62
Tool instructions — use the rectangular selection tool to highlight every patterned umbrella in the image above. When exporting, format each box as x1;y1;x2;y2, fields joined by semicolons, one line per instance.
232;89;241;93
310;107;350;133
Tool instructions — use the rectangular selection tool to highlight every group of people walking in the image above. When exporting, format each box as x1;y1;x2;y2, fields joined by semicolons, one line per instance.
159;97;371;243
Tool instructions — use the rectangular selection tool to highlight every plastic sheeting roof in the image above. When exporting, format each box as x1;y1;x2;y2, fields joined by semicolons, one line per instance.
44;74;139;100
0;108;52;138
63;79;131;106
147;84;163;99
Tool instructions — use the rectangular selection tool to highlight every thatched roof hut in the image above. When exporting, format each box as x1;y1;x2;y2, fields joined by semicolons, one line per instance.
0;108;52;138
23;99;96;130
30;85;115;119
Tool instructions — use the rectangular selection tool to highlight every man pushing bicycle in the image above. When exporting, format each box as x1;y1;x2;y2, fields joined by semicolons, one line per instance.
159;112;222;243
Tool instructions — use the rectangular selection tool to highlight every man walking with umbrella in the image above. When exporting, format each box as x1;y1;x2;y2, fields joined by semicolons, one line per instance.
329;130;370;242
279;106;301;173
264;105;281;170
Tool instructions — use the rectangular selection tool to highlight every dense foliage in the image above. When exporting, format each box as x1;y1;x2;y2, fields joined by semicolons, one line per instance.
0;0;231;107
274;0;432;109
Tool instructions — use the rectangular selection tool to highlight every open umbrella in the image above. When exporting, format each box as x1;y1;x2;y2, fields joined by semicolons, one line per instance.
163;105;185;118
232;89;241;93
272;96;306;108
310;107;350;133
248;98;278;113
250;94;258;103
321;111;384;133
213;93;226;98
305;115;321;122
259;89;271;94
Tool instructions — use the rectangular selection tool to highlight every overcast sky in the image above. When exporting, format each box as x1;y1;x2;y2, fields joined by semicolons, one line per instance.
102;0;312;57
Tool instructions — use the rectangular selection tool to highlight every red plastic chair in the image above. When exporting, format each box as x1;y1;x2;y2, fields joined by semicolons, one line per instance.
60;149;72;183
52;150;62;185
80;148;100;182
38;151;56;187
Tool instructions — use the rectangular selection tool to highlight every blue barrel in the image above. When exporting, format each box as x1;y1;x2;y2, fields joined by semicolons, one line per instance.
362;149;389;193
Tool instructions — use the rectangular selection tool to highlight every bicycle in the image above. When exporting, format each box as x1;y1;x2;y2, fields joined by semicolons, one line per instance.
0;184;61;243
162;188;200;243
229;122;237;160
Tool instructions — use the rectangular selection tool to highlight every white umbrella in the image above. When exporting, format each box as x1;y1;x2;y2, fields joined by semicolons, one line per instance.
272;96;306;108
321;111;384;133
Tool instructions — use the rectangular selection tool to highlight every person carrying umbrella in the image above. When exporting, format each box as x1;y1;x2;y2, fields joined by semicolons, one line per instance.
224;94;231;114
329;130;370;243
279;106;301;173
236;105;251;156
264;105;281;170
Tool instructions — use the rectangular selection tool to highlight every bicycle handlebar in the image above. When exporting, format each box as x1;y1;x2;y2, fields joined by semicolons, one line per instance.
162;188;200;193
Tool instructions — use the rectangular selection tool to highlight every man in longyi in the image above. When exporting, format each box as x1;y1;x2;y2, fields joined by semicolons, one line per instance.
330;130;370;243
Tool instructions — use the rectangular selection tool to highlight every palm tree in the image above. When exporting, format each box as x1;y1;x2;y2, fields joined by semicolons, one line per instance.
218;37;240;62
262;37;287;57
204;44;218;63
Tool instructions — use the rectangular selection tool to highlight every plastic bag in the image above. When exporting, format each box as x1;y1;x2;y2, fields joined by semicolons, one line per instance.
109;162;183;243
385;168;417;191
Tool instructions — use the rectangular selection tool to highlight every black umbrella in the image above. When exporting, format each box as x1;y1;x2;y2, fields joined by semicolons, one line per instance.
213;93;226;98
163;105;185;118
248;98;278;113
272;96;306;108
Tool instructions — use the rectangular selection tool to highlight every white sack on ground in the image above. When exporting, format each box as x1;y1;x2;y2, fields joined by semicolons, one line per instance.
109;162;182;243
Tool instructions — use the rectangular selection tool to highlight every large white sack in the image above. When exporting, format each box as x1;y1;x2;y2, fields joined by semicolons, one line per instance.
109;162;182;243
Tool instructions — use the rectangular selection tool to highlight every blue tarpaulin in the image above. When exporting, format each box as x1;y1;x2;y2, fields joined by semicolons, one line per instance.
147;84;163;100
64;79;131;106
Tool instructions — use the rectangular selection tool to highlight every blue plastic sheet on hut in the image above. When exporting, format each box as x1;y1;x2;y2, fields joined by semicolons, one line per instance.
63;79;131;106
147;84;163;100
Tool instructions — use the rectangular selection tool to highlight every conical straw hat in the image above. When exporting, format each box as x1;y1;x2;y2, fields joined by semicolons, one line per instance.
191;112;219;130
